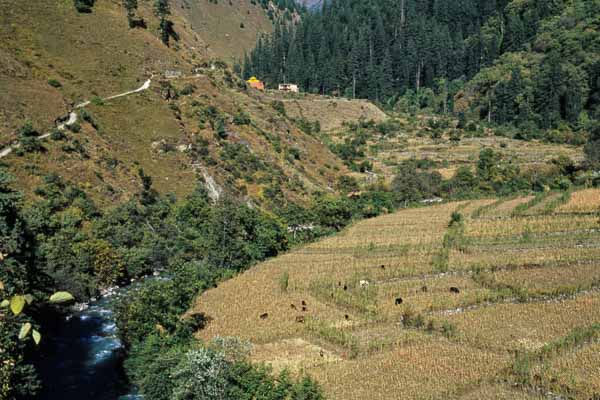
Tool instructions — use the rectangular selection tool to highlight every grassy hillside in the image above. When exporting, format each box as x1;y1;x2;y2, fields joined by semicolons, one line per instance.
191;188;600;399
171;0;274;63
0;0;374;208
263;92;388;132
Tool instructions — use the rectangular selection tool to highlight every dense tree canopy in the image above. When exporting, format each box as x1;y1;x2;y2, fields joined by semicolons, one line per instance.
246;0;599;130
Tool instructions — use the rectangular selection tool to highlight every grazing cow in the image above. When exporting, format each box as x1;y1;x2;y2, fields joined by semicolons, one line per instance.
450;287;460;294
343;285;348;291
302;306;307;312
338;282;342;287
380;265;385;270
301;300;307;306
295;316;305;323
395;297;403;305
291;304;297;310
421;285;428;293
319;350;324;357
359;280;370;288
260;313;269;320
344;314;350;320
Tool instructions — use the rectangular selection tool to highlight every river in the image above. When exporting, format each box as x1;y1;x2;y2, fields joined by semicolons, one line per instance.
35;290;141;400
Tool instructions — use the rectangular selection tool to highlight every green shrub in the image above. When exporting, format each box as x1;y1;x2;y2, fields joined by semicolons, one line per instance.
48;79;62;88
180;83;195;96
90;96;104;106
271;100;286;115
67;122;81;133
50;129;66;141
233;110;251;125
74;0;95;13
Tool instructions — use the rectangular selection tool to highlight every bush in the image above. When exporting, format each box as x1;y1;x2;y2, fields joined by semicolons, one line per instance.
74;0;94;13
392;160;442;204
50;129;66;141
68;122;81;133
79;109;99;130
233;110;251;125
214;119;227;139
402;306;425;328
271;100;286;115
48;79;62;88
172;348;229;400
90;96;104;106
17;122;44;153
180;83;195;96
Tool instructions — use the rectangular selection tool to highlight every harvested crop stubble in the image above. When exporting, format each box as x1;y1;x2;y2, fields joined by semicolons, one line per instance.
556;188;600;214
309;202;469;249
484;196;535;218
193;254;352;343
375;275;492;316
438;292;600;352
465;214;598;238
283;248;437;289
532;342;600;398
191;192;600;398
307;337;510;400
450;245;600;271
490;262;600;293
518;191;563;215
458;384;545;399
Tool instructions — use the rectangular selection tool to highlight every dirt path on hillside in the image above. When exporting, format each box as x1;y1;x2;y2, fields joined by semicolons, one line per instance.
0;78;153;159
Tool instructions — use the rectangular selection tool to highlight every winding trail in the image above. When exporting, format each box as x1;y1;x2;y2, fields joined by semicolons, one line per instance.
0;78;153;159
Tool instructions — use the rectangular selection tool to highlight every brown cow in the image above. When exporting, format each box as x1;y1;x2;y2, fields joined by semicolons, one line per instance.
260;313;269;320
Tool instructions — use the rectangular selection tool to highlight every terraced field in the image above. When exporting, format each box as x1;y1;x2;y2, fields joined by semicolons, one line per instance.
192;188;600;399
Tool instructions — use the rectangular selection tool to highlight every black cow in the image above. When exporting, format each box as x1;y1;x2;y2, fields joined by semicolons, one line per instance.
450;287;460;294
260;313;269;320
395;297;403;305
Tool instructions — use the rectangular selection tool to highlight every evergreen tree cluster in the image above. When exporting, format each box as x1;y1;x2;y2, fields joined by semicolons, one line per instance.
245;0;599;130
245;0;513;100
462;0;599;132
154;0;177;46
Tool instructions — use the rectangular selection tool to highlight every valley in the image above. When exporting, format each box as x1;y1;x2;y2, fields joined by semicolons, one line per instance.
0;0;599;399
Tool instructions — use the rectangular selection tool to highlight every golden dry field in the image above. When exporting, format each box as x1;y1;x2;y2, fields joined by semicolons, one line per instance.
192;188;600;399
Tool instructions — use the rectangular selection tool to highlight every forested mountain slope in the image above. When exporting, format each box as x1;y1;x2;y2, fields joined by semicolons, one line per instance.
245;0;599;131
